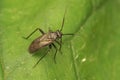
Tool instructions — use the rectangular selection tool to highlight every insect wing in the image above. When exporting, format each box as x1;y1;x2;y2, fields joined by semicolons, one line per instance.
29;34;53;53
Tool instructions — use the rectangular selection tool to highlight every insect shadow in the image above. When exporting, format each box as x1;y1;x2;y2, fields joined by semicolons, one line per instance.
23;9;74;68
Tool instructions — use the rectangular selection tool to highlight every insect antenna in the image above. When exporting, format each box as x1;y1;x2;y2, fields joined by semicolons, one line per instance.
62;33;74;36
60;9;67;32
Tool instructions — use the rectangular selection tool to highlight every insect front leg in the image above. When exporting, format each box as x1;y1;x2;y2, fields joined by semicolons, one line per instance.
59;38;62;53
23;28;45;39
51;43;58;63
55;40;62;54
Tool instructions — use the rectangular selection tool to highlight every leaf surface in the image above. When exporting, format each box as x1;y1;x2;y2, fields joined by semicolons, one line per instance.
0;0;120;80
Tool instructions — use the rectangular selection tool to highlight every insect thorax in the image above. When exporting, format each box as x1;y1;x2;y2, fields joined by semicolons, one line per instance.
48;30;62;40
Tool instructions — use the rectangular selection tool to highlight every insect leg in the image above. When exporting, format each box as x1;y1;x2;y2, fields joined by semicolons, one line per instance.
55;40;62;54
23;28;45;39
33;45;52;68
60;38;62;52
51;43;58;63
39;28;45;34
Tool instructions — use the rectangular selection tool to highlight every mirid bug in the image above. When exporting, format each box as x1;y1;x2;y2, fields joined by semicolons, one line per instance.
23;9;74;68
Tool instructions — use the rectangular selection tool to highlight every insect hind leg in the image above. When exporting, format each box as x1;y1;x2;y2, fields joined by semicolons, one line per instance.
32;45;52;68
23;28;45;39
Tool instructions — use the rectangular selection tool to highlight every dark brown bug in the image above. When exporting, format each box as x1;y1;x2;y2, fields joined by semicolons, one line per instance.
23;10;74;68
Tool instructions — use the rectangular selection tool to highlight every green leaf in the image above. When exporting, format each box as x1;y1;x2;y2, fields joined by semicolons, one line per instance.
0;0;120;80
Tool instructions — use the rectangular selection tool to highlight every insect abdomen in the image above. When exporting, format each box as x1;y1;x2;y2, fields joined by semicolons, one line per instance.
29;40;40;53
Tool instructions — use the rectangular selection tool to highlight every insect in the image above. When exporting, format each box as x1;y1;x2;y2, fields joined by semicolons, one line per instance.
23;9;74;68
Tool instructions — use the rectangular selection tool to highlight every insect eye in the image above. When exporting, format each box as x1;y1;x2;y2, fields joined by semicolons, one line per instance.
56;31;61;37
